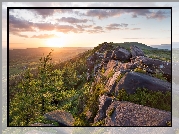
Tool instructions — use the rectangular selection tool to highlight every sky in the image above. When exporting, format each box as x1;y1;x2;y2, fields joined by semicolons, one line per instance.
2;2;178;49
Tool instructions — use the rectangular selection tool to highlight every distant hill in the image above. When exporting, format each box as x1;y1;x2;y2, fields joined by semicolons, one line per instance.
113;42;155;50
150;44;171;50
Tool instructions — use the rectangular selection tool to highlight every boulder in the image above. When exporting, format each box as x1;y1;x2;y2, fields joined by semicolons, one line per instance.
115;72;171;94
105;101;171;126
94;95;113;123
105;71;121;94
115;62;137;72
103;60;118;77
103;50;113;63
130;45;144;57
44;110;75;126
134;56;171;82
111;47;131;62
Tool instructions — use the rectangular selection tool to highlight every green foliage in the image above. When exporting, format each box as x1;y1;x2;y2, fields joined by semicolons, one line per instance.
134;67;146;74
116;88;171;111
152;71;167;81
92;119;105;126
107;70;115;79
115;73;125;82
107;107;116;117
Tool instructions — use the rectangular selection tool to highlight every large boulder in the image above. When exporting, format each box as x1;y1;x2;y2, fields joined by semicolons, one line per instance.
111;47;131;62
114;72;171;94
130;45;144;57
94;95;113;123
103;50;113;63
44;110;75;126
134;56;171;82
105;101;171;126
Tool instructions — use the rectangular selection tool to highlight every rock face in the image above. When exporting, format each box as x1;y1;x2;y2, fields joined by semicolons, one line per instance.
114;72;171;94
44;110;75;126
94;95;113;123
130;45;145;57
134;56;171;82
103;50;113;63
105;101;171;126
111;47;131;62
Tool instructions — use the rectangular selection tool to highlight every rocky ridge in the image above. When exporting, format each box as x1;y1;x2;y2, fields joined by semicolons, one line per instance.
34;42;171;126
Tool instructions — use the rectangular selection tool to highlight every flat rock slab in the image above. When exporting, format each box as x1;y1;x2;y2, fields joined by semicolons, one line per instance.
115;72;171;94
105;101;171;126
44;110;75;126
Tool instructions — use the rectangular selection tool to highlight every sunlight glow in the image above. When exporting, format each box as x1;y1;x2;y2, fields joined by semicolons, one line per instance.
46;38;65;48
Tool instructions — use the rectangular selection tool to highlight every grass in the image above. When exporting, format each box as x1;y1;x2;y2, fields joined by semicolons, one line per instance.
116;88;171;111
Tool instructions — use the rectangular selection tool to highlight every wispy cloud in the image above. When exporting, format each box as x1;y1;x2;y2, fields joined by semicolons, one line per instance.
106;23;128;30
57;17;88;24
131;28;141;30
31;34;58;39
85;9;170;20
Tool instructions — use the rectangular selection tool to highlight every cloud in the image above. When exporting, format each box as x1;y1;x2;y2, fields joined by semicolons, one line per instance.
131;28;141;30
35;23;56;31
27;9;73;18
87;26;104;33
31;34;58;39
85;9;170;20
105;23;128;30
147;10;170;20
55;25;76;33
57;17;88;24
123;38;145;39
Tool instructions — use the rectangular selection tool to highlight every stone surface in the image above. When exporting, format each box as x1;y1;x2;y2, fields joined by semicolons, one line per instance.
44;110;75;126
105;101;171;126
134;56;171;82
130;45;145;57
94;95;113;123
111;47;131;62
103;50;113;63
115;72;171;94
103;60;118;77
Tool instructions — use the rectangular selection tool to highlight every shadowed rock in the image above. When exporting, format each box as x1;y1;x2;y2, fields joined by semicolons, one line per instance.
94;95;113;123
130;45;144;57
134;56;171;82
105;101;171;126
103;50;113;63
114;72;171;94
44;110;74;126
111;47;131;62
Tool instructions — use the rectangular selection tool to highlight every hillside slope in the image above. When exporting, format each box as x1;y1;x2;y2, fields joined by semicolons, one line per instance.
9;42;171;126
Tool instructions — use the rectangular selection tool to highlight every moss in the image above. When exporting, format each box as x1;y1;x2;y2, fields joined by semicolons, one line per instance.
92;119;105;126
107;70;115;79
134;67;146;74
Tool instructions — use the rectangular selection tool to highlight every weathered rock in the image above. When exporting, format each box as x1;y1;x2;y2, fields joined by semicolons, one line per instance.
114;72;171;94
111;47;131;62
103;60;118;77
94;95;113;123
134;56;171;82
103;50;113;63
105;71;121;94
44;110;75;126
105;101;171;126
130;45;144;57
115;62;137;72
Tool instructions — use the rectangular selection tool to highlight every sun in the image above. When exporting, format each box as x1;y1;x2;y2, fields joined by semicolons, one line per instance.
46;38;65;48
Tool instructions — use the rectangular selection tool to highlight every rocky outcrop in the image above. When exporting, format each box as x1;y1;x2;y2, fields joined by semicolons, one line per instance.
114;72;171;95
44;110;75;126
134;56;171;82
111;47;131;62
103;50;113;63
105;101;171;126
94;95;113;123
130;45;145;57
